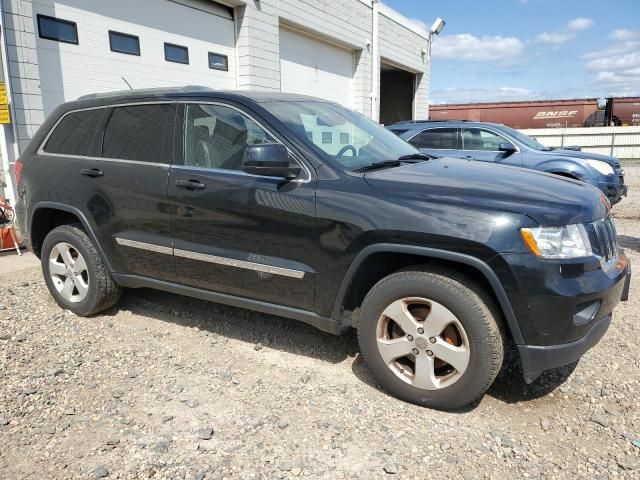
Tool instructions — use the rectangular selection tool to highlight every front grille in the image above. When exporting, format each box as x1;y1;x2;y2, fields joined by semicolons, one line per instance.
587;215;619;264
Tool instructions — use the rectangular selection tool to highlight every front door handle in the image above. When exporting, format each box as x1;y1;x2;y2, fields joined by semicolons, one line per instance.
175;179;206;190
80;168;104;178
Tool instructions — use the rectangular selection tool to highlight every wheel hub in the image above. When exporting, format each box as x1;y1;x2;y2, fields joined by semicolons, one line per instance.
375;297;470;391
49;242;90;304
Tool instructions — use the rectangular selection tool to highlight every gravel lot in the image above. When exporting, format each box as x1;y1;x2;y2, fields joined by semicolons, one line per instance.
1;166;639;479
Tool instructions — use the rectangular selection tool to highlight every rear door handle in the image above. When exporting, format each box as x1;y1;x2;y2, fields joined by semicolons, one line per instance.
175;179;206;190
80;168;104;178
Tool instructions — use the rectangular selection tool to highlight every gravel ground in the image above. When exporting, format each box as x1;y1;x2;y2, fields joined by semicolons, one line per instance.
1;176;639;479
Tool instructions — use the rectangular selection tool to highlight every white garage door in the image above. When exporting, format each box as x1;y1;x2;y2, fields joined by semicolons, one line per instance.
35;0;236;115
279;28;354;107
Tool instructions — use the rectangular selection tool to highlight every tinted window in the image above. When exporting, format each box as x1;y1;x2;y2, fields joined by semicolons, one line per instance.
37;14;78;44
184;104;276;171
410;128;458;149
44;109;105;156
109;31;140;55
165;43;189;64
208;52;228;71
461;128;505;151
102;104;174;163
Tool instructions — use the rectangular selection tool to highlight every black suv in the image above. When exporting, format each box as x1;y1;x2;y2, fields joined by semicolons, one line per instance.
16;88;631;410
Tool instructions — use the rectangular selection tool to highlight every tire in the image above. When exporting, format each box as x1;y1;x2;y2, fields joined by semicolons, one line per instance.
41;224;121;316
357;268;504;410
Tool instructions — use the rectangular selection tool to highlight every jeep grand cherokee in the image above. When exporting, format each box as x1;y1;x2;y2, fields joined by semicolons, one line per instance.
15;87;631;410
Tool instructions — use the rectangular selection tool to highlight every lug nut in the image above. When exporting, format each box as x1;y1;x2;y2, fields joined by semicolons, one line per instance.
417;327;424;334
429;337;436;344
407;335;413;341
426;350;434;357
412;348;419;355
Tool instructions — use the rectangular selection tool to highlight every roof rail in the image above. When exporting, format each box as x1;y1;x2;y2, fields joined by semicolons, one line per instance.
78;85;213;100
391;119;470;125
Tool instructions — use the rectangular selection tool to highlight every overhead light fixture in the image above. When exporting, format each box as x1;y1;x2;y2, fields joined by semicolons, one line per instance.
430;17;446;36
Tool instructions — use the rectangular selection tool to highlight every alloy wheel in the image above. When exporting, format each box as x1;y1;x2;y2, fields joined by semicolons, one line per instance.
48;242;89;303
375;297;470;390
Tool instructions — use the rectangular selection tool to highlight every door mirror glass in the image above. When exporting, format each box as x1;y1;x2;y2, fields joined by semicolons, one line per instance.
242;144;301;179
498;142;517;153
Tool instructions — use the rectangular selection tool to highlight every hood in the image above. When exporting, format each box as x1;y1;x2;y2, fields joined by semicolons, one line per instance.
364;157;609;226
541;149;618;165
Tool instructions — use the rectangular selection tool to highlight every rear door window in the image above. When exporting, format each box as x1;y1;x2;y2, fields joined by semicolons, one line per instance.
409;128;458;149
44;109;106;156
102;104;175;163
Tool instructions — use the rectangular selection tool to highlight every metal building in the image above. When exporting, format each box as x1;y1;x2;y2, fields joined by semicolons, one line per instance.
0;0;432;204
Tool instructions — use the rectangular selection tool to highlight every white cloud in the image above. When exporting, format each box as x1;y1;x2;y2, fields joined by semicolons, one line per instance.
583;41;640;95
583;40;639;59
535;32;572;44
611;29;639;41
431;86;539;104
587;52;640;72
534;18;594;47
568;17;594;30
432;34;524;61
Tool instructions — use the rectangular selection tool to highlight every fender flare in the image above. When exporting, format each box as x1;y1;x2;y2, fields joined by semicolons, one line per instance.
30;201;115;274
332;243;524;345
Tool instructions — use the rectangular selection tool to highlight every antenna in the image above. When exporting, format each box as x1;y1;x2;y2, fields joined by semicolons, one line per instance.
121;76;133;90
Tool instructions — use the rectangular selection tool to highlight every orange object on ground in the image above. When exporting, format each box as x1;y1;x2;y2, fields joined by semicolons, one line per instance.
0;202;22;255
0;225;18;249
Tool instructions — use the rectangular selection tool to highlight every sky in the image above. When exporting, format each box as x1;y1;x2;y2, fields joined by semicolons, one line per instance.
383;0;640;104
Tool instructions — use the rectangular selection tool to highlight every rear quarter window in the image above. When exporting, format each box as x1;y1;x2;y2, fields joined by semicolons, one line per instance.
43;109;106;156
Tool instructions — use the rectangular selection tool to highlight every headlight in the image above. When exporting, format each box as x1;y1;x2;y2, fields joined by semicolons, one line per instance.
587;159;615;176
520;224;592;259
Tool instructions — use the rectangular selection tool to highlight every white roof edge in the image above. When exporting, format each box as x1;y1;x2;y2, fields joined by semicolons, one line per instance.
379;3;429;39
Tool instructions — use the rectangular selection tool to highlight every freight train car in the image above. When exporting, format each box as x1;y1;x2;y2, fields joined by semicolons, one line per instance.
611;97;640;126
429;99;599;129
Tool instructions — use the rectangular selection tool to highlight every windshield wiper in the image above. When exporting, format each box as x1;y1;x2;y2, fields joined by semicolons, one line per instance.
354;160;403;173
397;153;435;160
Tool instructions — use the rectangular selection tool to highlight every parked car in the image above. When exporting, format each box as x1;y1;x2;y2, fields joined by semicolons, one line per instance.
15;88;630;410
386;120;628;205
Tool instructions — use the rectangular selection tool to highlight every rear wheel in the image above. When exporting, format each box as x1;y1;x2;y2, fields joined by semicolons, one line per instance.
357;268;504;410
41;225;121;316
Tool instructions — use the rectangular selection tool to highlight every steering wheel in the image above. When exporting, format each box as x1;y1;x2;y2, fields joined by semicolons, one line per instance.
336;145;357;158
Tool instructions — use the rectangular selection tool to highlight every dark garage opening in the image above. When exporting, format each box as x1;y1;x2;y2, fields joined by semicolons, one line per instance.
379;64;415;125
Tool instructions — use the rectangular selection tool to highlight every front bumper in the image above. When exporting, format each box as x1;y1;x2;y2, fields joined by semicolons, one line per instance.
518;314;610;383
598;181;627;204
493;250;630;383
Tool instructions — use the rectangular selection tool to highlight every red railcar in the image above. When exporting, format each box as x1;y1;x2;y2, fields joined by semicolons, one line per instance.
611;97;640;126
429;99;599;129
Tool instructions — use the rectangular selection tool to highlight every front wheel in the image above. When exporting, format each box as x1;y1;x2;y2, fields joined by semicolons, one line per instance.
41;225;122;316
357;268;504;410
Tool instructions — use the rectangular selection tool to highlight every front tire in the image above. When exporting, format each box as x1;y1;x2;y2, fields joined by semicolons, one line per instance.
357;268;504;410
41;225;121;316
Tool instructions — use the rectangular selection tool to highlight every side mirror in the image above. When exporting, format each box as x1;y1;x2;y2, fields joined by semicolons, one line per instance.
242;144;301;179
498;142;517;153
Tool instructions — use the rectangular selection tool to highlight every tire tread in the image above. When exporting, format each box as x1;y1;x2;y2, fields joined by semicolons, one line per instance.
357;267;504;410
41;224;121;316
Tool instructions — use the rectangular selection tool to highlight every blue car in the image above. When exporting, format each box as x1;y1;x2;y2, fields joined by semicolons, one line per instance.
387;121;628;204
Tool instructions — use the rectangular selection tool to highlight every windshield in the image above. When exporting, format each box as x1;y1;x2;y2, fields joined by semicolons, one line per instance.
260;100;418;171
499;125;549;151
